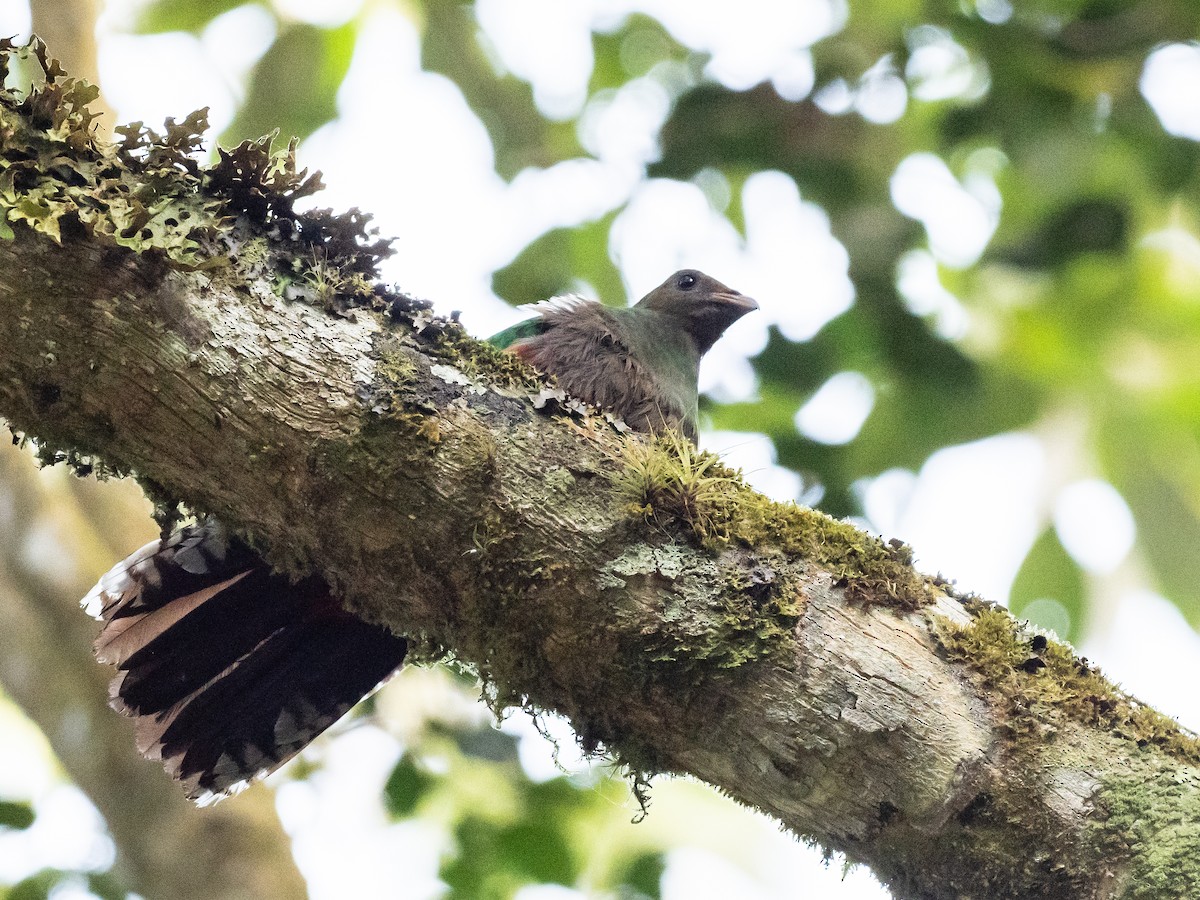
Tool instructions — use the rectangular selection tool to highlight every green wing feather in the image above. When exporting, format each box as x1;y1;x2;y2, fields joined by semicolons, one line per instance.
487;316;547;349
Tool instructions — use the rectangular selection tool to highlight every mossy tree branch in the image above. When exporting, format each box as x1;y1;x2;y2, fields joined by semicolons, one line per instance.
2;39;1199;900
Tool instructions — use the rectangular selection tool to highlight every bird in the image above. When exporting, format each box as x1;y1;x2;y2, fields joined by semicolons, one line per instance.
83;269;756;800
490;269;757;441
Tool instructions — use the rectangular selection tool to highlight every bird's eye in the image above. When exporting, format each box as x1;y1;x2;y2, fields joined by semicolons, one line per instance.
677;273;697;290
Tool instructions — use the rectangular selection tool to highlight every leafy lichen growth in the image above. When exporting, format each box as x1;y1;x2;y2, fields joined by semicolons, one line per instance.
209;136;393;314
615;432;934;611
0;38;224;264
0;38;391;293
938;606;1200;764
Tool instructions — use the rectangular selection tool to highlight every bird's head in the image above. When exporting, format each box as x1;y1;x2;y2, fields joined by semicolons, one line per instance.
636;269;758;354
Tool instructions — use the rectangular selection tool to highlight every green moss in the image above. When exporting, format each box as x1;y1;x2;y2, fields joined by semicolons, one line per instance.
376;345;419;389
429;324;543;394
615;433;934;611
278;248;377;311
939;607;1200;764
447;473;806;785
363;341;453;436
543;466;575;494
614;432;741;544
653;570;802;672
458;506;575;716
417;418;442;444
601;543;804;682
1089;763;1200;899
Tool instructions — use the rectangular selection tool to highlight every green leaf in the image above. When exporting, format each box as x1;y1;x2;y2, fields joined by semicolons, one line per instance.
613;851;666;899
135;0;255;35
383;754;436;819
440;778;588;897
1106;448;1200;628
1010;527;1086;642
6;870;59;900
86;871;127;900
591;15;689;92
494;820;576;885
0;799;34;830
221;21;356;146
441;811;578;898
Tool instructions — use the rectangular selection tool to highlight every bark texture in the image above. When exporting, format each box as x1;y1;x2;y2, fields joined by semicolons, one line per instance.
2;220;1199;900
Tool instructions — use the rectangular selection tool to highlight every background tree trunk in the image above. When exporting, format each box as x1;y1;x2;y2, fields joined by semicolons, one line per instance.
28;0;113;129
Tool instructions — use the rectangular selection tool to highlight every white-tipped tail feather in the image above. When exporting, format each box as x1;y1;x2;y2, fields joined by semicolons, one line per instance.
85;520;408;801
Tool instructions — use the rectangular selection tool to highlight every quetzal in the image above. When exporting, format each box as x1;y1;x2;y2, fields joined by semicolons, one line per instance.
83;269;756;799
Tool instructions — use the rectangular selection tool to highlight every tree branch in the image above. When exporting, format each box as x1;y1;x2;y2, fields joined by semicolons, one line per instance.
2;41;1199;899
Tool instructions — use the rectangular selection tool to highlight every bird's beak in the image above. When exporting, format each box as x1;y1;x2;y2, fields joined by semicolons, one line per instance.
716;291;759;316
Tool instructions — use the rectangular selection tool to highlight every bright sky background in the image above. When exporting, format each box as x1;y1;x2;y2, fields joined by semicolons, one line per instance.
4;1;1200;899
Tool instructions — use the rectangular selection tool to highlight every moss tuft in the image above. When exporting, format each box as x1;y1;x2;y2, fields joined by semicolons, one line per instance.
938;607;1200;764
375;345;419;390
614;433;934;611
279;247;379;314
614;431;740;544
428;324;544;394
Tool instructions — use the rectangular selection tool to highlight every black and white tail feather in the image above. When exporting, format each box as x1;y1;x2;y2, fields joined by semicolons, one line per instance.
83;519;408;803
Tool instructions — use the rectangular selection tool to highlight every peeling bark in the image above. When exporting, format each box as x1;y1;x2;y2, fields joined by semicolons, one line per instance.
3;222;1200;900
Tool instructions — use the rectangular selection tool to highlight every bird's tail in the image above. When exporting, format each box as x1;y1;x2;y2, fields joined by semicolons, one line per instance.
83;519;408;802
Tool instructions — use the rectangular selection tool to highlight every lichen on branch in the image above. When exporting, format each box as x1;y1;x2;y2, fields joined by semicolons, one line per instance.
0;35;388;307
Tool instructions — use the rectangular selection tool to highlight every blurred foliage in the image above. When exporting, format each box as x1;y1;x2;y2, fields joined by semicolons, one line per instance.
0;801;33;831
1010;528;1086;633
492;211;624;306
0;788;122;900
419;1;583;178
223;21;355;146
135;0;246;34
373;695;667;899
463;0;1200;647
134;2;354;146
2;870;122;900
